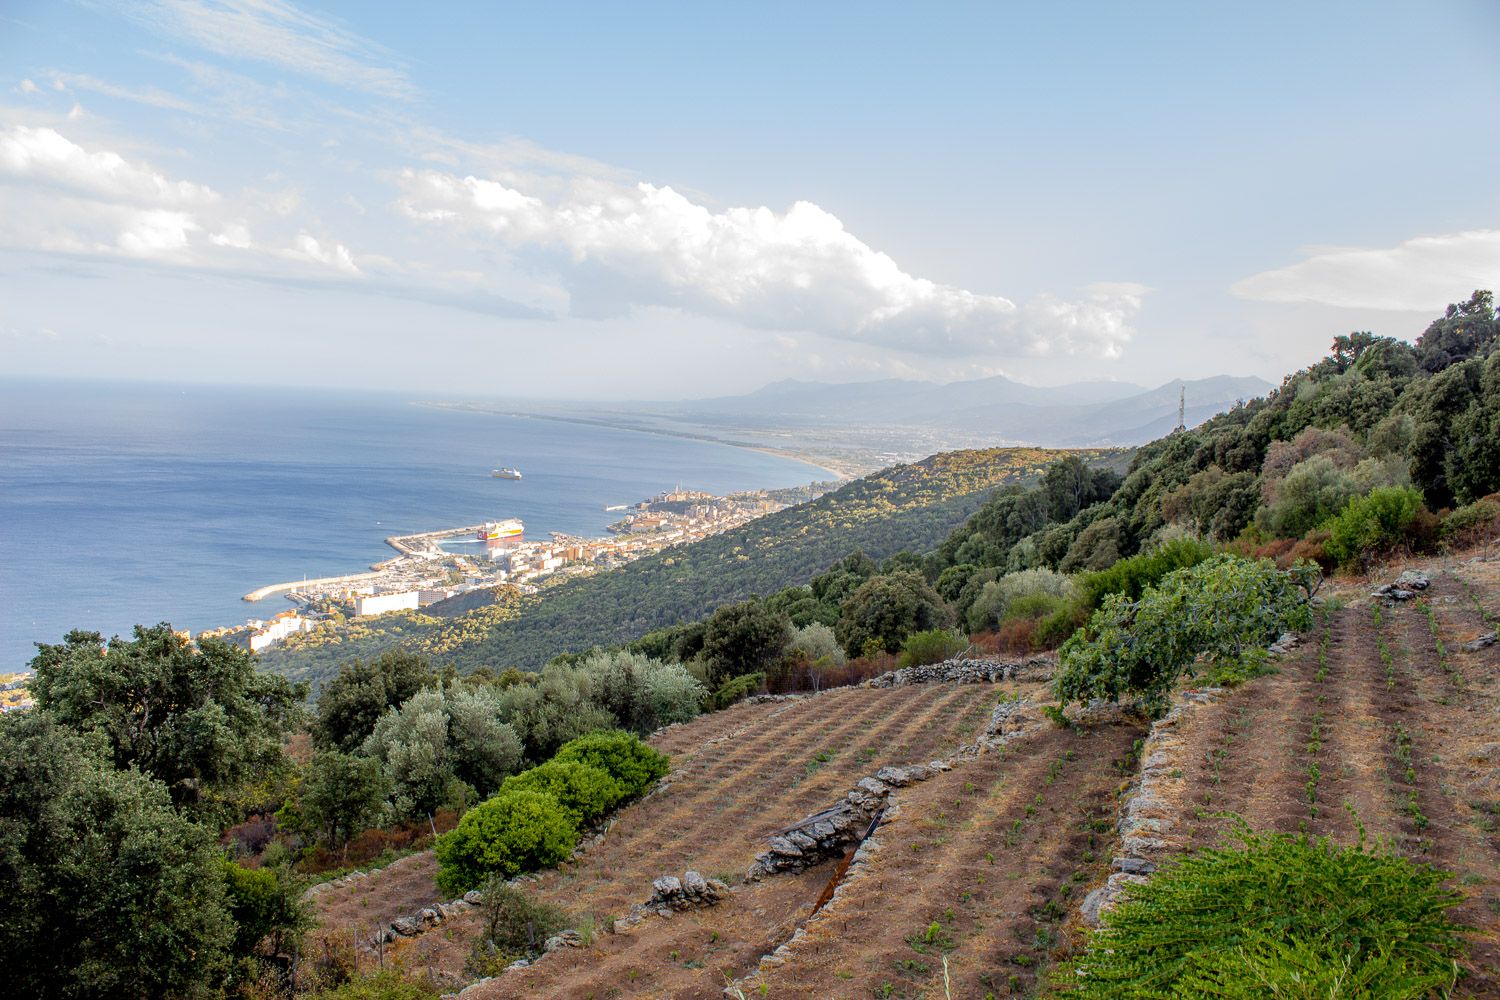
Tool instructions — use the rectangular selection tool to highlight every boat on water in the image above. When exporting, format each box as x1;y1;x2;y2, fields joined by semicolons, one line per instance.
476;518;524;542
491;467;523;480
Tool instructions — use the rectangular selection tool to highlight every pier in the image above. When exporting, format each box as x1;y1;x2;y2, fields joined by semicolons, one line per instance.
242;523;490;601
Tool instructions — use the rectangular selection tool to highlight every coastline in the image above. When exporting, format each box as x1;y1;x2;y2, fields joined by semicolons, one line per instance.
414;400;864;481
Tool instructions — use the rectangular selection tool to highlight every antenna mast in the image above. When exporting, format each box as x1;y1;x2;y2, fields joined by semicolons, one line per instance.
1176;385;1186;432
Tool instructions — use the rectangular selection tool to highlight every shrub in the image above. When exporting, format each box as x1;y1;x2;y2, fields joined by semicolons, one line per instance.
835;570;950;656
553;731;670;800
1055;555;1313;713
709;671;765;708
465;879;571;976
1050;827;1465;997
313;971;440;1000
1074;537;1214;611
220;858;310;960
498;761;624;828
788;622;845;667
1440;494;1500;545
897;629;967;667
1323;486;1429;568
433;790;578;896
965;568;1075;633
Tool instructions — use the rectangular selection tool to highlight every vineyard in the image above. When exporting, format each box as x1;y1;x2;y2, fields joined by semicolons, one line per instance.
305;552;1499;998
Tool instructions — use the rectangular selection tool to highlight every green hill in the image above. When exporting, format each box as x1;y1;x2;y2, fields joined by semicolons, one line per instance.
260;446;1127;682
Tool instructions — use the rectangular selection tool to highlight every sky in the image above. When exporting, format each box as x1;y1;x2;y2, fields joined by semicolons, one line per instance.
1;1;1497;400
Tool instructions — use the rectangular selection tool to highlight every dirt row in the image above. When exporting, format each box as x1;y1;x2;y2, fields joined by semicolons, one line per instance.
312;679;1033;993
745;719;1144;999
1169;560;1500;994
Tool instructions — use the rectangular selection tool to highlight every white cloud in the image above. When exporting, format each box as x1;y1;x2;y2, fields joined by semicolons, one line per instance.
18;79;39;95
110;0;413;100
0;124;360;277
399;170;1144;358
1231;230;1500;311
49;72;198;113
0;124;217;205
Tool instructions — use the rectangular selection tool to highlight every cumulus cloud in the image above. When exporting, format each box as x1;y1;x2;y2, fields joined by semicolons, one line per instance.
0;124;358;274
1231;230;1500;312
107;0;413;100
399;170;1143;357
0;124;217;205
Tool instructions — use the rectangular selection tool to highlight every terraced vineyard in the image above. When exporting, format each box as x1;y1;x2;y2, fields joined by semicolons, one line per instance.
308;553;1500;998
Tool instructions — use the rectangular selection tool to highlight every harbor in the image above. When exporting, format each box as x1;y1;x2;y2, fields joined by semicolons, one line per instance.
224;482;835;653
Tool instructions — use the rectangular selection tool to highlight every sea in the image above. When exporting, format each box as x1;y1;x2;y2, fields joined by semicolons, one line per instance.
0;378;830;672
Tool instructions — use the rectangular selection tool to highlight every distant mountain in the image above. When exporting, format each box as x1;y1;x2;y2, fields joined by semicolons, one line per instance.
655;373;1271;447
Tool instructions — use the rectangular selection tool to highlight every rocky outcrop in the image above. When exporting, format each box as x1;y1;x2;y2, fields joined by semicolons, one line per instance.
1372;569;1430;602
1462;632;1496;652
866;655;1053;688
613;870;731;930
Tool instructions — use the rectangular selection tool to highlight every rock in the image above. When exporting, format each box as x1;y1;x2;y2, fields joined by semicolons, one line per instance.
651;875;682;898
391;916;422;937
1396;570;1430;590
1462;632;1496;652
767;836;802;858
1079;886;1112;927
1113;856;1157;875
785;830;818;851
683;870;709;897
463;890;484;905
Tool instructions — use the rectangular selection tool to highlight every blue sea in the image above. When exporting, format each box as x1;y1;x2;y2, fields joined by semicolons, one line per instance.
0;378;829;672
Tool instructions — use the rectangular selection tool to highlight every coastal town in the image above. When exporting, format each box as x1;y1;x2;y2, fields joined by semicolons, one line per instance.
213;482;834;654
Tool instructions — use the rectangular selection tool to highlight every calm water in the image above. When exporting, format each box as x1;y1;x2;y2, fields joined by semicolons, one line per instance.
0;378;827;671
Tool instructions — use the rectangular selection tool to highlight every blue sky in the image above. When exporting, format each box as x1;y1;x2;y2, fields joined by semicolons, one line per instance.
1;0;1497;397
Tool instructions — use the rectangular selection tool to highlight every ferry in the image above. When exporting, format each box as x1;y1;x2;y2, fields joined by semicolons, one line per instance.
491;467;523;480
476;518;524;542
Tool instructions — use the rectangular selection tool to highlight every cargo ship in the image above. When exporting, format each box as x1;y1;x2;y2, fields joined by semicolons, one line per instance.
476;518;524;542
491;467;523;480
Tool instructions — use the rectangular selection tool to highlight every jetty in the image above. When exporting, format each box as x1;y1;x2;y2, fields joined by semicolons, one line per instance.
243;523;490;601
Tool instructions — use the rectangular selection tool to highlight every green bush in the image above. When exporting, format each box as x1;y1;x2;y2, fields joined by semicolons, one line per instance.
1074;537;1213;611
965;567;1076;633
1055;555;1313;713
220;858;309;959
465;878;571;977
433;790;578;896
314;971;440;1000
553;730;670;800
1323;486;1428;568
896;629;967;667
1050;827;1465;997
1440;494;1500;543
498;761;624;828
709;671;765;709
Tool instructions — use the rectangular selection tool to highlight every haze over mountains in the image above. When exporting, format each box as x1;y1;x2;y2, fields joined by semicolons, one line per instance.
651;373;1274;448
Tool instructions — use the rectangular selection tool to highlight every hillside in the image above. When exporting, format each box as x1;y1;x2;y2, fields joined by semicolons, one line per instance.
303;553;1500;996
260;446;1128;682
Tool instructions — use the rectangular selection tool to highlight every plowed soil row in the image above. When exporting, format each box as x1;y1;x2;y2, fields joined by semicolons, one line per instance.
321;680;1036;994
1170;563;1500;994
748;719;1143;999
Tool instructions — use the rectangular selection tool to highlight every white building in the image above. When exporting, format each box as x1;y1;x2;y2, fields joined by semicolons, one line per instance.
248;613;313;652
353;590;421;617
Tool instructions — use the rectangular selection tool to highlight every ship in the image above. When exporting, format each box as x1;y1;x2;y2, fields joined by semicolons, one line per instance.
476;518;524;542
491;467;523;480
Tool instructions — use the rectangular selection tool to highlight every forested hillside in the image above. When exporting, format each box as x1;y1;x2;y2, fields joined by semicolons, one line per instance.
261;446;1125;681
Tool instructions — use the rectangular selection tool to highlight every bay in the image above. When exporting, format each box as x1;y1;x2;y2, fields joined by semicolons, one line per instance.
0;378;828;671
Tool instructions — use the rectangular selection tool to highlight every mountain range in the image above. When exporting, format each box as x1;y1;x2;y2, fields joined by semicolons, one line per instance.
648;372;1274;448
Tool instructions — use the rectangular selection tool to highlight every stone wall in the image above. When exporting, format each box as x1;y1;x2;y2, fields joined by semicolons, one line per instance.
865;654;1053;688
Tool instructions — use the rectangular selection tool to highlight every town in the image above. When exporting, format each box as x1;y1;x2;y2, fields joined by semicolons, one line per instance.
216;483;833;654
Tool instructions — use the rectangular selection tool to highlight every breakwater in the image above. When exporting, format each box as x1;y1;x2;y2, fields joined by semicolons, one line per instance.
242;523;488;601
